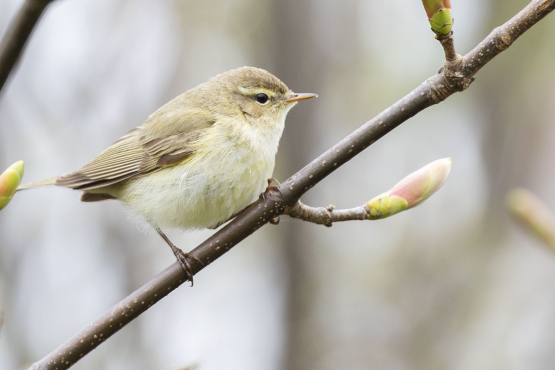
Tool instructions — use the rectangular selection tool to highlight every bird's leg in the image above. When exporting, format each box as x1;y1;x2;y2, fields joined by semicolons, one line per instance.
156;228;204;287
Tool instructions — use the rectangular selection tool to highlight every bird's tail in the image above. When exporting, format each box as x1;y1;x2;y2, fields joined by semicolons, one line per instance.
17;177;57;191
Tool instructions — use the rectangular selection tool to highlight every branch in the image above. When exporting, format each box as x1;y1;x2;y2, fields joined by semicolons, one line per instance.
286;201;363;227
437;32;461;66
0;0;55;95
28;1;555;369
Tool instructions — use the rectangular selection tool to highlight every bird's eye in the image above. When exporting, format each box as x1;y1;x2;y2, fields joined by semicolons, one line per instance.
255;93;270;105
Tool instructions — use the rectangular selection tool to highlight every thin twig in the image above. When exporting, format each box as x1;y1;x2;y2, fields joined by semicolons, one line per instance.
0;0;55;95
285;201;369;227
27;0;555;369
437;31;461;67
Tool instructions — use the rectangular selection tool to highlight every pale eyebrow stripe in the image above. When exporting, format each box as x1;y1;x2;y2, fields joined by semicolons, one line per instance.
237;85;278;97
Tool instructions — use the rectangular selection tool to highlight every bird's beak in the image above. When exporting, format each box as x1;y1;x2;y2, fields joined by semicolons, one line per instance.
285;92;318;103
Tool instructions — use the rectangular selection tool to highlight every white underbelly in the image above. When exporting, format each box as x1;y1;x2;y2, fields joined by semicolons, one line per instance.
118;149;274;230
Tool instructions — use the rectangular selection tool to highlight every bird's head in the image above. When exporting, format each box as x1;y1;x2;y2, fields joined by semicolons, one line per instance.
208;67;317;129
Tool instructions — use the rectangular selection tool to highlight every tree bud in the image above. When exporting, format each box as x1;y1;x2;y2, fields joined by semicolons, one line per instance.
366;158;452;219
422;0;453;35
507;188;555;249
0;161;24;211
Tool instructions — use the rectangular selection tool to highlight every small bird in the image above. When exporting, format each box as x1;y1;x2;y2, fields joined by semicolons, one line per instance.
18;67;316;284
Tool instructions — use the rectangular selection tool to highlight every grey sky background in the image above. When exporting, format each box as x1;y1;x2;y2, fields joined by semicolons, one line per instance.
1;1;555;369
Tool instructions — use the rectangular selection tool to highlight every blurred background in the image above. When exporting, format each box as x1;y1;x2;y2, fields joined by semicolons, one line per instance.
1;0;555;369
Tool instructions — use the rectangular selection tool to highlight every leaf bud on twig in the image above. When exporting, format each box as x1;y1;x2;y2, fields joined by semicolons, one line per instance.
0;161;24;211
422;0;453;35
507;188;555;250
366;158;452;219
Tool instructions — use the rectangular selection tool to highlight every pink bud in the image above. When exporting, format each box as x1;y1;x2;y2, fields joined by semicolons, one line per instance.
390;158;452;209
422;0;451;18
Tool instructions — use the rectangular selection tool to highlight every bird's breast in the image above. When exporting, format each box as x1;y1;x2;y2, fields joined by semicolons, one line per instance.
119;120;282;230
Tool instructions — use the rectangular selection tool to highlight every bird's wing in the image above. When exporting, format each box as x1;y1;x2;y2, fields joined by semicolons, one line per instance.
56;115;214;190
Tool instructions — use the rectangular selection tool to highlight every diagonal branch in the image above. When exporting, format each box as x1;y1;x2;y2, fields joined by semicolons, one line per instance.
0;0;55;95
28;0;555;369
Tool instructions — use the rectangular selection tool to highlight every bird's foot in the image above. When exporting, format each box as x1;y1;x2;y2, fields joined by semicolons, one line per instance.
260;178;283;224
260;178;281;202
156;228;204;287
266;178;280;192
171;245;204;287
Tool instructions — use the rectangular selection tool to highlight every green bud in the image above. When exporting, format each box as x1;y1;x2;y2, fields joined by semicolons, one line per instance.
366;194;408;220
429;8;453;35
0;161;24;211
422;0;453;35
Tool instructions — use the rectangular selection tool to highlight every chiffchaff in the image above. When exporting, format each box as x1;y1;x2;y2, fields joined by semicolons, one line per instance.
18;67;316;282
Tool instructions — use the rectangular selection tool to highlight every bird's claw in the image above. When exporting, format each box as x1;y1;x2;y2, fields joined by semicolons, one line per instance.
266;178;280;192
172;247;204;287
260;178;283;203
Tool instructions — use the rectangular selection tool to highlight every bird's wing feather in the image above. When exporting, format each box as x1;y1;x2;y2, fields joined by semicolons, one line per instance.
56;112;214;190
